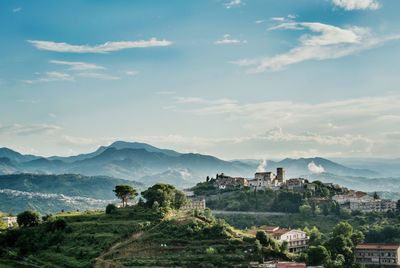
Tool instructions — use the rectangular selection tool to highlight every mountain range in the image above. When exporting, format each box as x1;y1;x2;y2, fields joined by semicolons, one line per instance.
1;141;399;191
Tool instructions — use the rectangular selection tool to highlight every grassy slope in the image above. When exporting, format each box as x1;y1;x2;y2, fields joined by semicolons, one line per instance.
95;210;256;267
0;207;159;268
1;208;257;268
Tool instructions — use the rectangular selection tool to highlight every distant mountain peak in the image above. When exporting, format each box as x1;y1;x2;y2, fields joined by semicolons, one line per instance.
107;140;181;157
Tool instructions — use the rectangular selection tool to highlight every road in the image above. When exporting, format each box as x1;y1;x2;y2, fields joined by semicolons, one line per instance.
212;210;289;216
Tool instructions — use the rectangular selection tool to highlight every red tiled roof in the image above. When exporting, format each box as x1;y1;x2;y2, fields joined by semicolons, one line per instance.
354;191;368;197
356;243;400;250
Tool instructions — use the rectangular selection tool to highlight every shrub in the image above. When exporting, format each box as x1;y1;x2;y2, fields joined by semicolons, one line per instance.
17;211;40;227
52;219;67;231
206;247;216;254
106;204;117;214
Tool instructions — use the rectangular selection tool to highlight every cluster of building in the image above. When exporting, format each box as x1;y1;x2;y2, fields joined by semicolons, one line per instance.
248;226;309;253
215;168;315;193
333;191;397;213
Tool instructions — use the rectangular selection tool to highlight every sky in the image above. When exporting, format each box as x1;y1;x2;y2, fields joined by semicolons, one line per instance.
1;0;400;160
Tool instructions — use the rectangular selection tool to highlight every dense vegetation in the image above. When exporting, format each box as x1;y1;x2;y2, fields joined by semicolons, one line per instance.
0;173;141;200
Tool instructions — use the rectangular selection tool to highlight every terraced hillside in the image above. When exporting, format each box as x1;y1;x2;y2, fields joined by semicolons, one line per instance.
0;207;160;267
0;206;265;268
95;210;256;267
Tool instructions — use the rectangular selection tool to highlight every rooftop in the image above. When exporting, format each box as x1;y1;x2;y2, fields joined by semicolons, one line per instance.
356;243;400;250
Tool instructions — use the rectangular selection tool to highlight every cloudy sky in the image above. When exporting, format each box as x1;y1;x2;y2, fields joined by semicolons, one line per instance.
1;0;400;160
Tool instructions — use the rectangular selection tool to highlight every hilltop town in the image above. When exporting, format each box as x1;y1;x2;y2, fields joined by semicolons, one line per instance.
191;167;398;214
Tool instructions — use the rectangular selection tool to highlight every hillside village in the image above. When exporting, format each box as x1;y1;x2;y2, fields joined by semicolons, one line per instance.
186;166;400;267
195;167;398;214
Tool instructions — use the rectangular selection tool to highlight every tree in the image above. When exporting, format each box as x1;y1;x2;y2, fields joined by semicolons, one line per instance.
333;222;353;237
106;203;117;214
256;230;270;246
141;183;188;209
322;203;330;216
17;211;40;227
138;197;145;207
299;204;313;217
307;245;330;266
351;230;364;246
325;222;356;266
0;221;7;230
113;185;138;207
304;226;321;245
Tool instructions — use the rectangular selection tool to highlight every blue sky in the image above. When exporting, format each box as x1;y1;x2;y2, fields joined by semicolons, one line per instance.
1;0;400;159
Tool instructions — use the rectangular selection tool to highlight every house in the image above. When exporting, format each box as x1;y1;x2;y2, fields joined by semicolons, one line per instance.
248;168;286;190
355;243;400;266
332;191;373;205
181;198;206;210
2;216;17;228
348;199;397;213
248;172;275;188
333;191;396;212
285;178;306;191
249;226;309;253
270;228;309;253
215;173;248;189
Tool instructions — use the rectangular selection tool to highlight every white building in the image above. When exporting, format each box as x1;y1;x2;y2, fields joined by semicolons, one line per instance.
333;191;396;212
272;229;309;253
2;216;17;228
181;198;206;210
248;168;285;191
333;191;373;205
250;226;309;253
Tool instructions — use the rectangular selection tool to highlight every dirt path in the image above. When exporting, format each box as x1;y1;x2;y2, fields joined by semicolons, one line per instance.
93;231;144;268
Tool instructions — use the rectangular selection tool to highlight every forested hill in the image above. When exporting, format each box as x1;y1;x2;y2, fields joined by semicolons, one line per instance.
0;174;142;214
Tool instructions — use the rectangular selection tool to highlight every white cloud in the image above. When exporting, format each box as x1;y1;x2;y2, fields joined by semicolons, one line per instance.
215;34;247;45
270;15;297;23
175;97;206;104
125;70;139;76
225;0;242;9
233;22;400;73
308;161;325;173
28;38;173;53
50;60;105;70
174;96;238;105
332;0;380;10
77;72;120;80
12;7;22;13
271;17;286;22
157;91;176;95
167;94;400;158
0;123;62;136
23;72;74;84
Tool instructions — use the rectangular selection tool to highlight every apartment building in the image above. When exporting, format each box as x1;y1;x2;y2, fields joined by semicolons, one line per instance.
355;243;400;266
